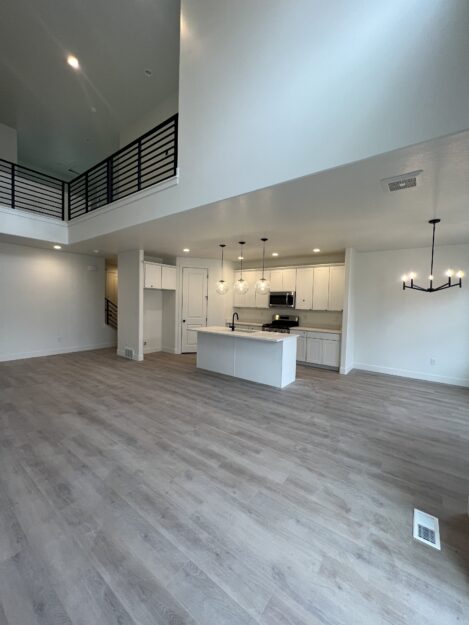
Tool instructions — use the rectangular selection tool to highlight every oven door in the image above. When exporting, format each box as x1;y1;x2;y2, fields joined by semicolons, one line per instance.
269;292;296;308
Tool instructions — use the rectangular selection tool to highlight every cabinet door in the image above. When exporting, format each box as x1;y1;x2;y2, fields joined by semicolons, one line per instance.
144;263;162;289
295;267;314;309
322;339;340;367
270;270;283;291
328;265;345;310
255;270;271;308
282;268;296;292
162;266;177;290
306;337;323;364
296;337;306;362
243;270;256;308
312;267;330;310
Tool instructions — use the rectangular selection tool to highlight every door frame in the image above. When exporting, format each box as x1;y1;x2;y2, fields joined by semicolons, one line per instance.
180;265;209;353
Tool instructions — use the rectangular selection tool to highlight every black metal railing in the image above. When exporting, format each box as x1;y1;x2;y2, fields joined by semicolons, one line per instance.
0;159;66;220
105;298;118;329
69;113;178;220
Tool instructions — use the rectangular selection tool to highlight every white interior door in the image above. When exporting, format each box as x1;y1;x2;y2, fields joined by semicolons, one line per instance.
181;267;208;353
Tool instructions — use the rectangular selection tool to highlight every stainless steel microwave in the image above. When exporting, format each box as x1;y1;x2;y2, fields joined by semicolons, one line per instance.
269;291;296;308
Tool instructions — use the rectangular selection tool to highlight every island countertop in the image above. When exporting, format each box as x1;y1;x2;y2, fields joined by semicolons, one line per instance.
196;326;298;343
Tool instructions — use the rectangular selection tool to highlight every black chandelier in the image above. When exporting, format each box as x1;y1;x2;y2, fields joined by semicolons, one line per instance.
402;219;464;292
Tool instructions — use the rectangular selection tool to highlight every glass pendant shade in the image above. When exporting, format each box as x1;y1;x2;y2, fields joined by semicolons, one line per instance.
216;279;230;295
234;278;249;294
255;277;270;294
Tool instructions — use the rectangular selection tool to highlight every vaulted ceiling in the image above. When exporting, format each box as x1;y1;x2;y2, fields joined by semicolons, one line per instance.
0;0;180;178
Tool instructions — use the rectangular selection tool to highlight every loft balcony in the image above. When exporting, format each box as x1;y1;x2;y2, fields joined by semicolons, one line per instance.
0;114;178;222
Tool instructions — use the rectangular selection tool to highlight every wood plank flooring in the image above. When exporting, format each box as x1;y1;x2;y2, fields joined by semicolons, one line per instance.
1;348;468;625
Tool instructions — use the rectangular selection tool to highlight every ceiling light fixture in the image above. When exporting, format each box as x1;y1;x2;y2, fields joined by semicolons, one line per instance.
67;55;80;70
53;245;62;250
313;248;320;253
215;244;229;295
183;248;190;253
234;242;249;295
238;255;244;260
402;219;464;293
272;252;279;257
256;238;271;295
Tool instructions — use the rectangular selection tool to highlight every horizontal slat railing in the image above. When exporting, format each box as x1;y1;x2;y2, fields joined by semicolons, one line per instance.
0;159;65;220
105;299;118;329
69;113;178;220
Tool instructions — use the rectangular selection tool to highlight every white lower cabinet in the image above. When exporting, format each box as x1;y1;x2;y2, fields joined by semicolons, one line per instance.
291;330;341;369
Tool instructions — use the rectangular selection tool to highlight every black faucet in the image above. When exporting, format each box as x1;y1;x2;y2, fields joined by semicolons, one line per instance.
230;312;239;331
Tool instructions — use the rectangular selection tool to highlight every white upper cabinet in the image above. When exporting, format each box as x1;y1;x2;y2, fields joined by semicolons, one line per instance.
282;268;296;291
162;266;177;290
144;262;176;290
144;262;162;289
328;265;345;310
295;267;314;310
312;266;329;310
270;270;283;291
270;268;296;291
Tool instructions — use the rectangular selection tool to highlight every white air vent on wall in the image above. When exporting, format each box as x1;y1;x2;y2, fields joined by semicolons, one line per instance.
413;508;441;550
381;170;423;192
124;348;134;359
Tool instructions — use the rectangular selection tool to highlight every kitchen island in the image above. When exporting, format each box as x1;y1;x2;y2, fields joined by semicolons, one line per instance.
195;326;297;388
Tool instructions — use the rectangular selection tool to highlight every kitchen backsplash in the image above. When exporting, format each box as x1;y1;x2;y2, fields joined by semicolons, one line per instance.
233;307;342;329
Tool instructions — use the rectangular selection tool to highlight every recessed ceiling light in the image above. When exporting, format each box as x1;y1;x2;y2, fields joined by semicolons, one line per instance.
313;248;320;253
67;55;80;70
238;255;244;260
183;248;190;253
272;252;279;257
144;68;152;77
93;249;99;253
53;245;62;250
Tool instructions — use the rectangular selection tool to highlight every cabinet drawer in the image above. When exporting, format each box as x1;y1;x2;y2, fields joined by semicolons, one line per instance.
304;331;340;341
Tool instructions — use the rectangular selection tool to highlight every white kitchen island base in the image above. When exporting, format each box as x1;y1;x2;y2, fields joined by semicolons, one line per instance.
196;327;297;388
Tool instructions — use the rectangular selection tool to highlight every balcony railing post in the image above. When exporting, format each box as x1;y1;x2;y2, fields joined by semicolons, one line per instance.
61;181;65;220
11;163;15;209
85;172;89;213
173;113;178;176
137;138;142;191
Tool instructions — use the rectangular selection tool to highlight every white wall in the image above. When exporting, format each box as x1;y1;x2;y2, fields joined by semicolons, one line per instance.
119;91;178;148
179;0;469;209
351;244;469;386
0;123;17;162
117;249;144;360
0;242;115;361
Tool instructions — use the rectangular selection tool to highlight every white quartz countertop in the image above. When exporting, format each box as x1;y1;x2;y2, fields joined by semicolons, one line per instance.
226;321;341;334
197;326;297;342
294;326;342;334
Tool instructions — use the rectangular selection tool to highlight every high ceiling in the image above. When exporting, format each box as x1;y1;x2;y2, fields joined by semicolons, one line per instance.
0;0;180;178
65;129;469;261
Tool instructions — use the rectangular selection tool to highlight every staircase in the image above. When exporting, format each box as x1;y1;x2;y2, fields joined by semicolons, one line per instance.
105;299;117;329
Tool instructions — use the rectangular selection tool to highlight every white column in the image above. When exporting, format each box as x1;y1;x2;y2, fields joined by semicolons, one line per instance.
117;249;144;361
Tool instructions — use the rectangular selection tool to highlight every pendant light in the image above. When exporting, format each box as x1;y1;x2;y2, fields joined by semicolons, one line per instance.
255;237;271;294
233;241;249;294
401;219;464;292
215;244;229;295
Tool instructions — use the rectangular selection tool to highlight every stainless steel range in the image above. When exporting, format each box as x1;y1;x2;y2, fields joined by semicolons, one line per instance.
262;314;299;334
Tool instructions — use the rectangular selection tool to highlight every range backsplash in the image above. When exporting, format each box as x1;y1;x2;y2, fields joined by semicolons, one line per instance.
233;307;342;329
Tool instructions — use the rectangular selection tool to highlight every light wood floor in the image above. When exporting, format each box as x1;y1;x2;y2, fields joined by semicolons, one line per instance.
1;349;468;625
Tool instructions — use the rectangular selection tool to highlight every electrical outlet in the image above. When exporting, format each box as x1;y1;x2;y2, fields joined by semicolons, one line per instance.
430;358;436;366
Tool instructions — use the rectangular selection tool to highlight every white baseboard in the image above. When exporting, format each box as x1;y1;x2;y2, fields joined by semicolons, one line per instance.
353;362;469;388
0;342;116;363
339;364;353;375
162;346;177;354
